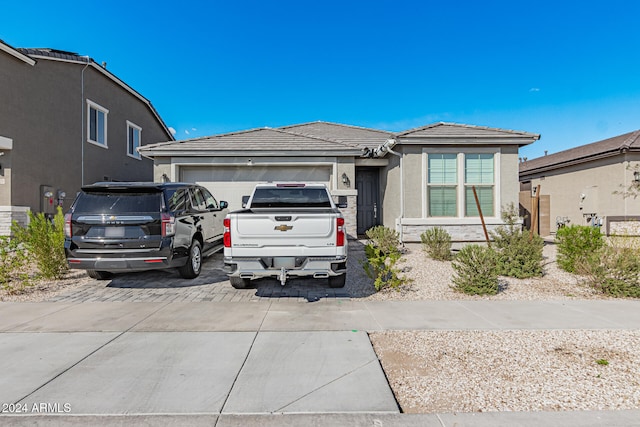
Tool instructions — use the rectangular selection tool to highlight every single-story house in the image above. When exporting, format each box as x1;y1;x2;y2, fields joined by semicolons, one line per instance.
140;121;540;242
519;130;640;236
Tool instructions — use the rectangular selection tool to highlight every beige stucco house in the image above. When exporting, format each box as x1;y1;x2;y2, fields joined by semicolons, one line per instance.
0;40;173;233
140;121;539;242
519;130;640;236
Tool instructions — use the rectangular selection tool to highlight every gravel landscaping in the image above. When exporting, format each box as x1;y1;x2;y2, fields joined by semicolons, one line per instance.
2;240;639;415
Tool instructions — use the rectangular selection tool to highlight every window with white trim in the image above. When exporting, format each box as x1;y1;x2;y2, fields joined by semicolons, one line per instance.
464;153;494;217
87;100;108;147
425;151;497;218
127;121;142;159
428;153;457;217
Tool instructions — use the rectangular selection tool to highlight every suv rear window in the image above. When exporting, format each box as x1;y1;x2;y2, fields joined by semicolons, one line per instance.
74;192;162;213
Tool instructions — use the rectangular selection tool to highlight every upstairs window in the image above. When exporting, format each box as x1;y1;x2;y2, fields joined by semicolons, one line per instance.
87;100;108;147
127;121;142;159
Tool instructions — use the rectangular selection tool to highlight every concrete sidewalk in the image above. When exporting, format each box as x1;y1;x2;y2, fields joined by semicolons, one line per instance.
1;299;639;426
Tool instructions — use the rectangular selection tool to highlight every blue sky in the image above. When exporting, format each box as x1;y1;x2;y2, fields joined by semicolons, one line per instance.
2;0;640;159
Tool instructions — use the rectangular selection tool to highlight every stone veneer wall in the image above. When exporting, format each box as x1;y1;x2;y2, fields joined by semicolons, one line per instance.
0;206;30;236
606;217;640;236
332;194;357;239
401;223;501;243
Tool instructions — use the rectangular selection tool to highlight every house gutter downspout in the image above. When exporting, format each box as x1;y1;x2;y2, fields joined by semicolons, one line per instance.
80;57;90;186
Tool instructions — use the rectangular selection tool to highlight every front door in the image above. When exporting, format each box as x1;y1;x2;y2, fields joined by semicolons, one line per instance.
356;168;380;235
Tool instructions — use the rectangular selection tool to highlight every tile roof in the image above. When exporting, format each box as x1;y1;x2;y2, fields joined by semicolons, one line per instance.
140;127;364;156
280;121;393;149
16;47;90;63
397;122;540;139
520;130;640;175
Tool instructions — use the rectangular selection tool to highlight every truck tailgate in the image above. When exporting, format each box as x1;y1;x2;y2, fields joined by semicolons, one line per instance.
229;210;342;255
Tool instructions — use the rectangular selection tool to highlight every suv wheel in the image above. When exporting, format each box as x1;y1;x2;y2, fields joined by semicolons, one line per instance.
87;270;113;280
179;240;202;279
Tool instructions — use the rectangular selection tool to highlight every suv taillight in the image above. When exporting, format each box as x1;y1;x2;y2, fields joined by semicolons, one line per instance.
336;217;345;247
64;213;72;237
223;218;231;247
162;213;175;237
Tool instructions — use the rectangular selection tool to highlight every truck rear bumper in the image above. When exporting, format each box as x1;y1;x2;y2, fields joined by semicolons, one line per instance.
224;256;347;282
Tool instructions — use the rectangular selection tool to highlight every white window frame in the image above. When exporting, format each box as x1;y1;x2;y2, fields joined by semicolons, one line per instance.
422;148;500;219
86;100;109;148
126;121;142;159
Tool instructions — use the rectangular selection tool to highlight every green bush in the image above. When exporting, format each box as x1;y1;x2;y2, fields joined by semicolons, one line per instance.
491;203;544;278
556;225;604;273
585;245;640;298
363;226;409;291
420;227;452;261
365;225;401;256
0;235;30;292
452;244;499;295
12;207;67;280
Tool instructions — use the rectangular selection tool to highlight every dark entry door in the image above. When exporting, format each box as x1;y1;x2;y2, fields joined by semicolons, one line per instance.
356;168;380;235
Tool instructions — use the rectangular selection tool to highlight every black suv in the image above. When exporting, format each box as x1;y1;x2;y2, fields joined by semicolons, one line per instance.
64;182;228;280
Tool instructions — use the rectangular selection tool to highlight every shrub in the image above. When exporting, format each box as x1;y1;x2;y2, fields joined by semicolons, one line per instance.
365;225;401;256
451;244;499;295
491;203;544;278
363;226;409;291
0;235;30;292
420;227;452;261
584;245;640;298
12;207;67;280
555;225;604;273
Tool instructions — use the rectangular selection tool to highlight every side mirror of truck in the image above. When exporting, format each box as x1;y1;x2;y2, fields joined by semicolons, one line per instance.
337;196;348;208
241;195;250;208
219;201;228;210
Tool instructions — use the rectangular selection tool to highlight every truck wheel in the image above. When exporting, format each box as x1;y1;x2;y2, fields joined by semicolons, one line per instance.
87;270;113;280
179;240;202;279
328;274;346;288
230;276;251;289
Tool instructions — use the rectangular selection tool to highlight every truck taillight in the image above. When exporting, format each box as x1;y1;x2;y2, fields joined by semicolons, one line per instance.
162;213;175;237
223;218;231;247
64;213;72;237
336;217;345;247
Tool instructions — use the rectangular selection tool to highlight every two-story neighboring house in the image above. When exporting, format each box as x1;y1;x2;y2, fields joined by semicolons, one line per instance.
0;40;174;234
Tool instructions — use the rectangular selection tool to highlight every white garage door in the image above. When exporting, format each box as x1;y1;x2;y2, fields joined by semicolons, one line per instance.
180;166;332;210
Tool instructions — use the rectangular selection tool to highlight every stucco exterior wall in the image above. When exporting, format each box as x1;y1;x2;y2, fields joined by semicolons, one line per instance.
524;154;640;234
0;52;170;223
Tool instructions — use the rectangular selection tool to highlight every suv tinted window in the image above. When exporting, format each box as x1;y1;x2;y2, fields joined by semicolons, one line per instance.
190;188;207;211
74;192;162;213
201;187;219;210
167;188;189;212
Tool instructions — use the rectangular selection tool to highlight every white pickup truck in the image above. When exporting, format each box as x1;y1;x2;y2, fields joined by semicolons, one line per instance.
222;183;347;289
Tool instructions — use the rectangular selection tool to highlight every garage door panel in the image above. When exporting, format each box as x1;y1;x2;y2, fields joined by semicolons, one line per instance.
181;166;331;211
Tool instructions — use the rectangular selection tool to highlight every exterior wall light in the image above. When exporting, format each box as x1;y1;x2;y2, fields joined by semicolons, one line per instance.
341;172;350;187
634;170;640;183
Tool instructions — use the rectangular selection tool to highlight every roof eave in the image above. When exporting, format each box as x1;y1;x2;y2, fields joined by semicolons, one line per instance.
139;149;364;158
0;42;36;66
397;136;539;146
519;149;633;179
